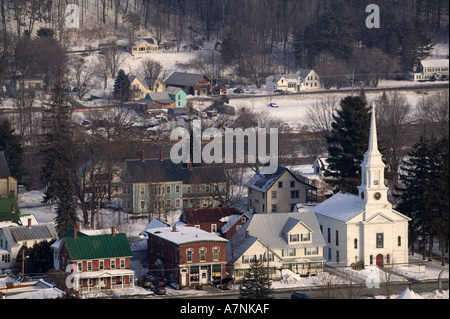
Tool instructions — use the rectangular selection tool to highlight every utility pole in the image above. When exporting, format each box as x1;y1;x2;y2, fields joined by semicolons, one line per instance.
351;64;355;95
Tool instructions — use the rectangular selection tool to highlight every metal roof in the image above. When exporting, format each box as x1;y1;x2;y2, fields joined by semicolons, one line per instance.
165;72;208;87
2;223;58;247
246;212;325;249
64;233;132;261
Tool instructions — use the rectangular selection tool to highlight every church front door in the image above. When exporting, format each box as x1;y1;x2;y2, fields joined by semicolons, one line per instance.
376;254;383;268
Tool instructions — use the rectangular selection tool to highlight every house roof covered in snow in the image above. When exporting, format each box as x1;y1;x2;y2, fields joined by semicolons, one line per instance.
145;225;227;245
246;164;316;193
420;59;449;68
312;191;364;222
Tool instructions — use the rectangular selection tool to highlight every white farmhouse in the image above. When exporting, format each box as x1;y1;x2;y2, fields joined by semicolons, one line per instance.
297;69;321;90
312;104;410;268
265;74;301;93
227;212;325;281
409;59;449;82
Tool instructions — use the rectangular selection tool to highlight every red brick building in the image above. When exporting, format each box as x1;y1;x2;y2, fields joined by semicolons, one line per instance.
146;225;228;288
56;227;135;295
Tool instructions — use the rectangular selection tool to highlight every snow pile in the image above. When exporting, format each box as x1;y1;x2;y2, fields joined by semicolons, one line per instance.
395;287;424;299
280;269;303;284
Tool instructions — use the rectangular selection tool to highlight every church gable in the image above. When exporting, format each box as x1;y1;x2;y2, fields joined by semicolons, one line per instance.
365;212;395;224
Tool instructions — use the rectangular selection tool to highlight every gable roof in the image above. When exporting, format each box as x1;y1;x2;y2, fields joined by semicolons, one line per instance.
246;164;316;192
0;152;11;176
146;91;173;103
64;233;132;261
1;223;58;248
297;68;315;79
165;72;209;87
246;212;325;249
181;207;242;225
123;158;226;185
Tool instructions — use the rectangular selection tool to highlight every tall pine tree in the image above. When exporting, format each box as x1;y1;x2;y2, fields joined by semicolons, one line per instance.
324;96;370;194
0;118;25;181
394;136;449;262
40;70;78;236
239;259;273;299
113;69;131;103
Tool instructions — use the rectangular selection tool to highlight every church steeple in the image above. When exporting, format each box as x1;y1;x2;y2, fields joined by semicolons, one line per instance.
367;102;380;155
357;103;390;209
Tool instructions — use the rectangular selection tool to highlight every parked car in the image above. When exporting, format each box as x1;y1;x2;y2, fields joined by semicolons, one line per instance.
234;88;244;94
141;277;153;289
151;285;166;295
291;292;310;299
152;278;167;287
268;103;279;108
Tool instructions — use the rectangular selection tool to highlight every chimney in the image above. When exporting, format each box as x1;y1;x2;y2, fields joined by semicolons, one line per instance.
245;230;249;238
189;158;192;170
11;204;15;213
28;218;32;229
74;223;80;239
160;149;163;161
141;150;145;162
111;226;116;236
172;225;177;232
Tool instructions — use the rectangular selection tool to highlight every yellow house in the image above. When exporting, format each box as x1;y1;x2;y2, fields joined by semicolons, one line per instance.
0;152;17;199
129;76;151;101
130;39;158;54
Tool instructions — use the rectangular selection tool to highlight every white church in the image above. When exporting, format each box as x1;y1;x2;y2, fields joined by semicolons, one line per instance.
313;104;410;268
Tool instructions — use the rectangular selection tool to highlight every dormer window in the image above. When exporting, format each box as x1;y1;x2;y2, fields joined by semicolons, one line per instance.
290;234;299;242
301;233;311;241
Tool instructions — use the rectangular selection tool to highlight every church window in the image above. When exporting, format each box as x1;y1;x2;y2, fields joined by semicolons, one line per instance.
369;255;373;265
398;236;402;246
376;233;384;248
354;238;358;249
335;230;339;246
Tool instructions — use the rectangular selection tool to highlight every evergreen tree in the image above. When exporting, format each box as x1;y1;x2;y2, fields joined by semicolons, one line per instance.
239;259;273;299
394;136;449;262
429;137;449;265
113;69;131;102
324;96;370;194
0;118;25;181
394;137;431;257
40;70;78;236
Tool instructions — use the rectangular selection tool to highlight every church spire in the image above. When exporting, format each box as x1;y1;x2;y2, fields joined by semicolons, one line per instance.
356;102;390;209
367;102;380;156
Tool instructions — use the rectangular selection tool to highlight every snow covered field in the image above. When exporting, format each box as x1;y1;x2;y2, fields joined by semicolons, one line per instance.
16;190;448;299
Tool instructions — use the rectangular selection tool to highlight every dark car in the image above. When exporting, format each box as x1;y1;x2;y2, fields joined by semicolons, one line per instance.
141;277;153;289
152;279;167;287
291;292;310;299
151;285;166;295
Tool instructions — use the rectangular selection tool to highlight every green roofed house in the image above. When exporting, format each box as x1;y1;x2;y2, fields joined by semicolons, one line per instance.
57;225;135;295
0;198;22;227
